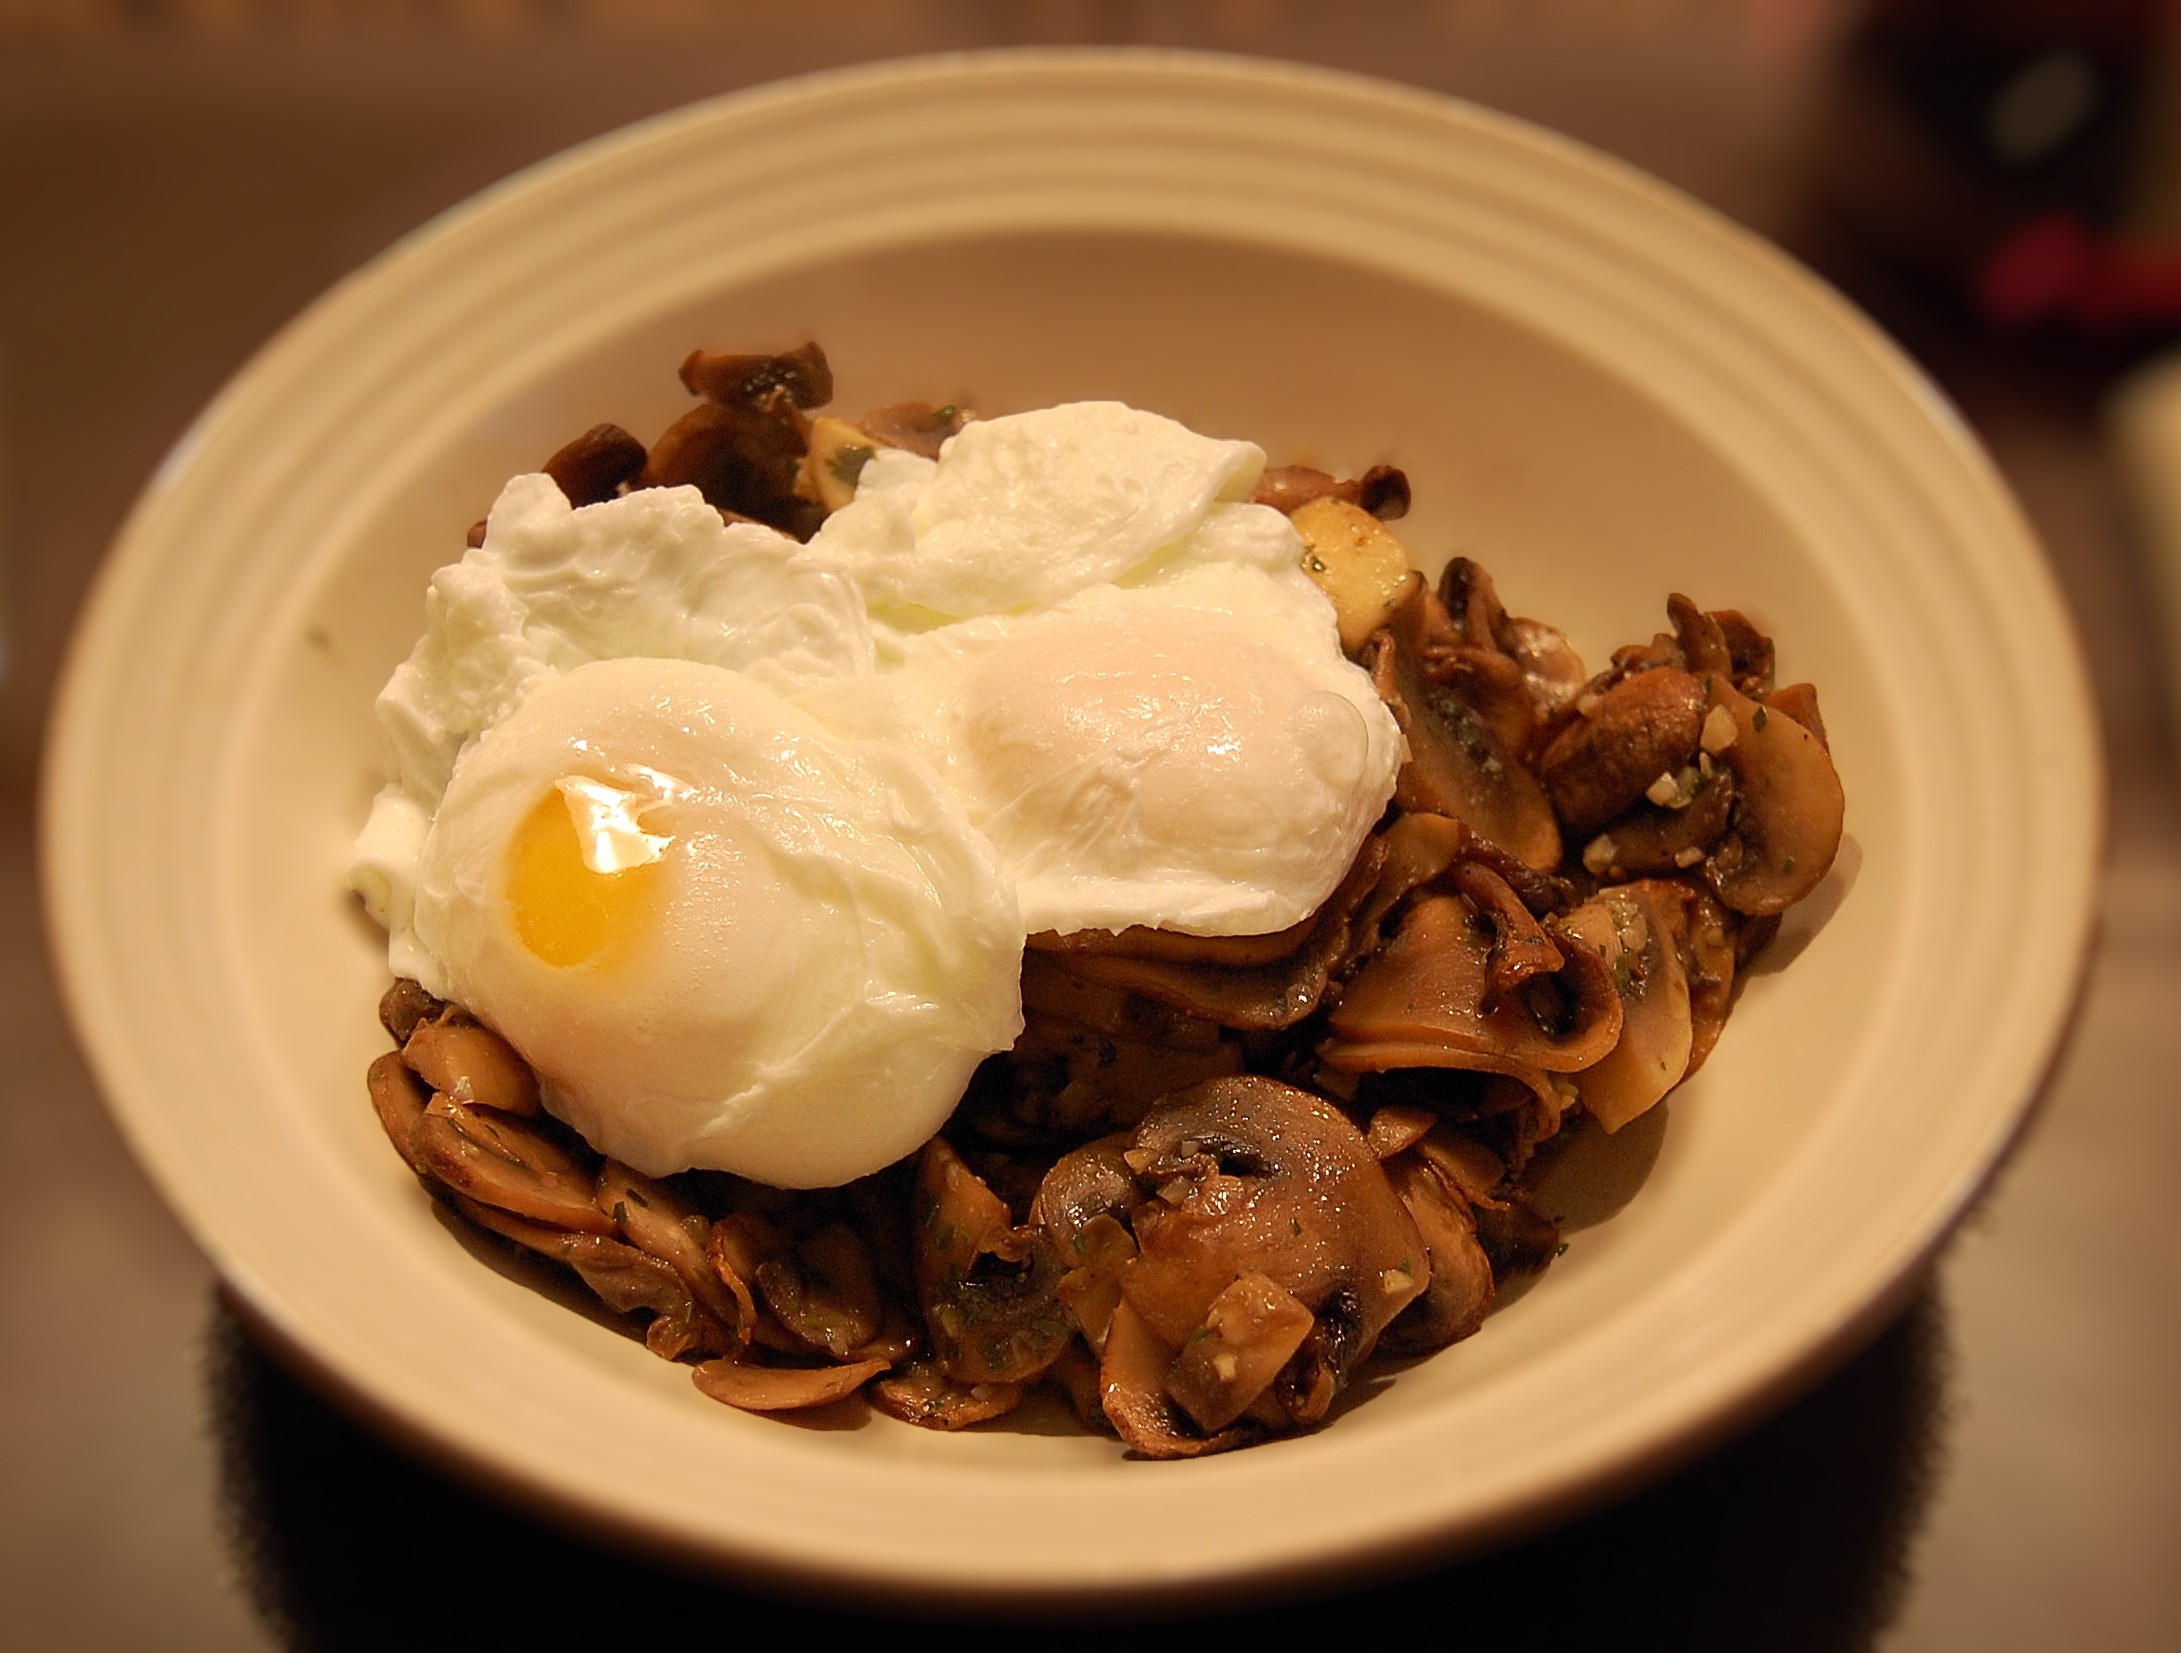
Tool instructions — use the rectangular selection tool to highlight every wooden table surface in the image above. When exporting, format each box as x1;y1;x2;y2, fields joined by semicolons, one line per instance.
4;6;2176;1647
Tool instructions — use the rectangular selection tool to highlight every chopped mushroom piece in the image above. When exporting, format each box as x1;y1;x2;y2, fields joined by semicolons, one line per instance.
541;423;647;506
1250;463;1411;520
1292;497;1422;654
638;400;822;540
679;341;832;410
1559;885;1694;1132
692;1354;888;1413
1100;1298;1257;1459
1165;1271;1317;1433
401;1010;540;1117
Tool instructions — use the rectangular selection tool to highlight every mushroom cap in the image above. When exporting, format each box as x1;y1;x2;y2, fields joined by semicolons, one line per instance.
1704;678;1845;916
1119;1077;1427;1361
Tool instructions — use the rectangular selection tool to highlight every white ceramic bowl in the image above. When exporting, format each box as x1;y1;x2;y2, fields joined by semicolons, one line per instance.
43;51;2099;1607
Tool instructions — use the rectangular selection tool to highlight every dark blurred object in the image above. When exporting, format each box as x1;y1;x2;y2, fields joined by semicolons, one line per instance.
1824;0;2181;349
211;1282;1949;1650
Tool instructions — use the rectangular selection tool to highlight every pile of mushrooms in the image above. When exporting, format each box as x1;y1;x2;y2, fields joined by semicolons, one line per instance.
367;345;1845;1456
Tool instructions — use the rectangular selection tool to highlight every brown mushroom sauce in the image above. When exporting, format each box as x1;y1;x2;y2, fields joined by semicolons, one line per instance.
369;344;1845;1458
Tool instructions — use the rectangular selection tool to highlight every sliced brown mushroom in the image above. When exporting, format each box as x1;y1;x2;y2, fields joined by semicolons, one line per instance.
413;1095;613;1234
1675;884;1741;1075
1025;833;1389;1032
454;1197;721;1358
913;1139;1072;1386
1702;676;1845;916
755;1223;886;1360
596;1162;745;1340
1438;558;1588;734
1558;884;1693;1132
1347;811;1467;947
1470;1188;1563;1286
1325;892;1624;1076
692;1353;888;1413
1713;608;1777;695
1047;1340;1113;1432
1029;911;1316;969
1765;681;1828;748
1353;464;1411;519
1378;1155;1496;1356
1450;859;1566;1000
869;1359;1027;1430
1366;605;1562;870
1032;1137;1139;1255
402;1010;540;1117
1667;592;1734;678
1537;667;1709;837
1410;1125;1508;1199
704;1212;804;1355
1030;1138;1141;1350
1503;616;1589;727
1364;1103;1436;1160
1051;1215;1137;1352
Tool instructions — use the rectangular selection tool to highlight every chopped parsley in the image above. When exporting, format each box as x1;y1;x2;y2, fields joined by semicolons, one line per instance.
827;443;876;488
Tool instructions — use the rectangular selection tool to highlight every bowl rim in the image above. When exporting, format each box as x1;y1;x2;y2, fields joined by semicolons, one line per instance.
40;45;2104;1609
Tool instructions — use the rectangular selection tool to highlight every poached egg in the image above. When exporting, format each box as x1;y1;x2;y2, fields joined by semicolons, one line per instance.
354;399;1402;1185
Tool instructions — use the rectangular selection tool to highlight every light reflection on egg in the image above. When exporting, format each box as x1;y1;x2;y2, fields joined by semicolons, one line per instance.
505;776;675;968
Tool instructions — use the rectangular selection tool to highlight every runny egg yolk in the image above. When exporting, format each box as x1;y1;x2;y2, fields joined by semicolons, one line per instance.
505;777;671;968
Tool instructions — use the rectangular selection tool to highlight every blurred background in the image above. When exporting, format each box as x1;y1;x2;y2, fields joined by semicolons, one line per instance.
3;2;2178;1647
